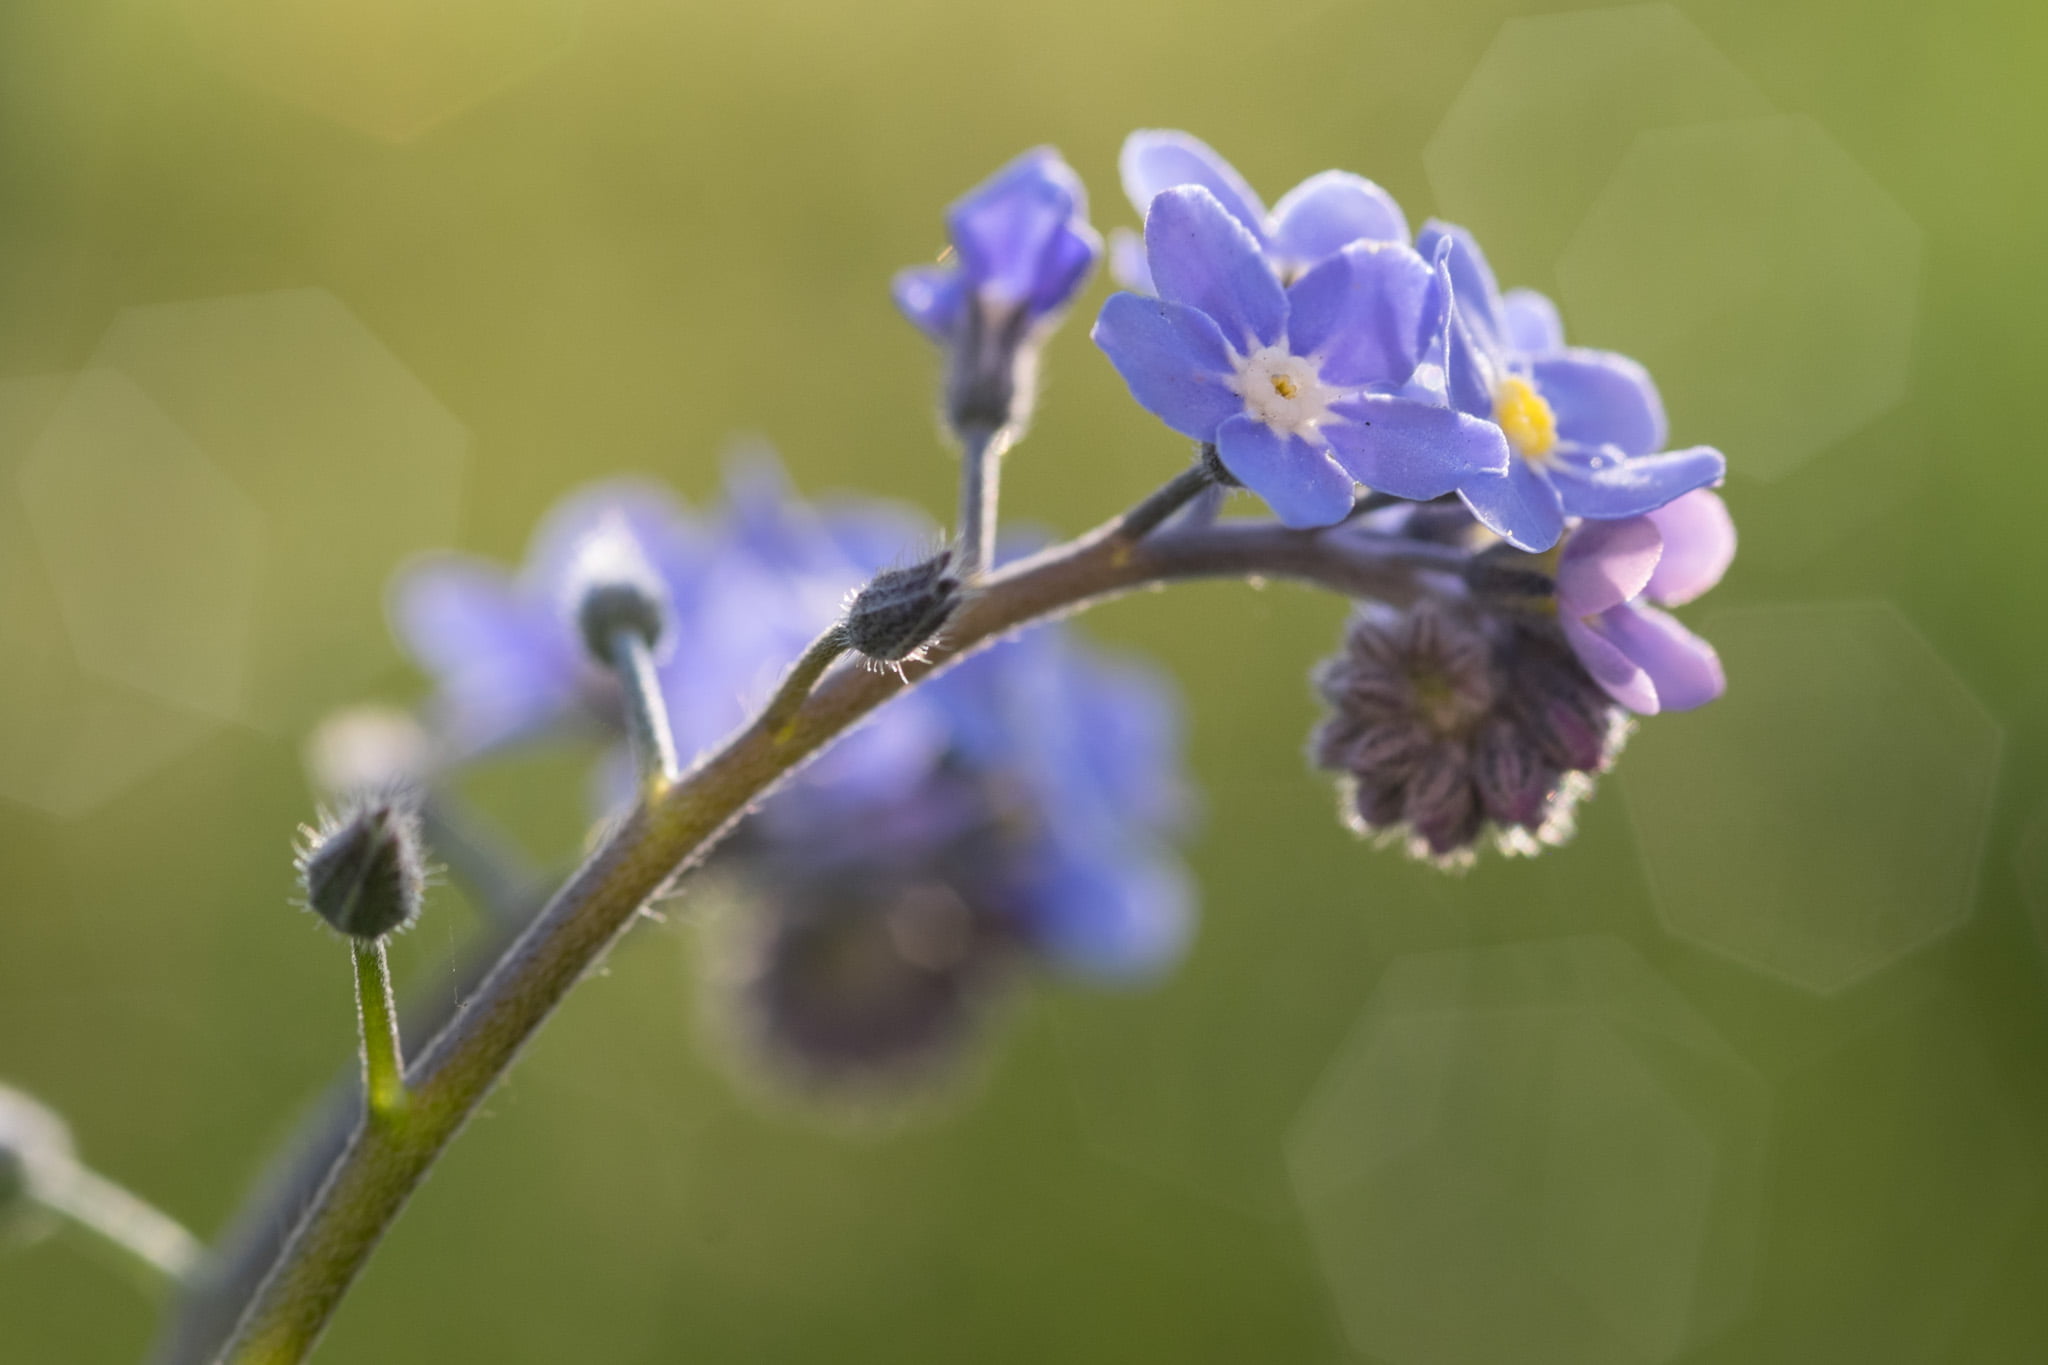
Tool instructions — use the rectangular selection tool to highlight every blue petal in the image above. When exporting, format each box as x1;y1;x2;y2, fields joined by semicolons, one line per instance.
947;147;1085;305
1023;834;1194;981
1500;288;1565;353
1144;186;1286;352
389;557;579;754
1092;291;1242;440
1108;226;1154;294
1444;311;1497;419
891;265;966;341
1555;514;1663;618
1323;395;1509;499
1026;221;1102;318
1531;350;1668;456
1604;603;1725;712
1458;456;1565;551
1645;489;1736;607
1268;171;1410;265
1416;220;1505;350
1285;242;1438;388
1214;413;1356;528
1548;444;1725;520
1119;129;1267;242
1563;614;1659;714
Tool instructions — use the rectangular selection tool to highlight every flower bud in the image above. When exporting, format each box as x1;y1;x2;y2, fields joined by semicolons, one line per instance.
0;1084;74;1246
1310;601;1628;865
565;518;672;667
841;551;960;665
297;800;426;941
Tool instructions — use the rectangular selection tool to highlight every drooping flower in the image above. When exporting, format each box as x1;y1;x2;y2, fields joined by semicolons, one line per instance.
1421;223;1726;551
1094;185;1508;528
1110;129;1410;291
893;148;1102;437
1554;488;1733;715
1310;598;1627;865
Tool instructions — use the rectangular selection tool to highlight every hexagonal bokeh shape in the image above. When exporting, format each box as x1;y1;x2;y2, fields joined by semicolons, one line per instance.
89;288;469;733
1288;937;1768;1365
19;368;265;723
1424;4;1772;283
1558;115;1922;482
1621;603;2001;995
0;375;225;817
180;0;582;143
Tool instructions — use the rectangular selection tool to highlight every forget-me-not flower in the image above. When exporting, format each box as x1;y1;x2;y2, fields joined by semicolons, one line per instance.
894;148;1101;436
1094;185;1508;528
1554;488;1734;714
1110;129;1410;291
1422;223;1727;551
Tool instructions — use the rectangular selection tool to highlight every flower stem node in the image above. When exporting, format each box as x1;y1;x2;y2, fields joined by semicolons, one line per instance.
841;552;961;665
298;801;427;941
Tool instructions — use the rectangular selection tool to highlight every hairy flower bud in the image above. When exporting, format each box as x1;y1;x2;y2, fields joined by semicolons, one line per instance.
297;800;427;941
841;551;960;664
1310;600;1628;866
0;1085;74;1246
565;518;672;666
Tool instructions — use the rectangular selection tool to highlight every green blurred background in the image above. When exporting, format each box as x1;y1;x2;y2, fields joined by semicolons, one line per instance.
3;0;2046;1361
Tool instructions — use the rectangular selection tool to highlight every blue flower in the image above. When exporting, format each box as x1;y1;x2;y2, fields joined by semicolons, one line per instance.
1111;129;1410;290
1093;185;1509;528
392;456;1197;1002
1421;223;1727;551
893;147;1101;348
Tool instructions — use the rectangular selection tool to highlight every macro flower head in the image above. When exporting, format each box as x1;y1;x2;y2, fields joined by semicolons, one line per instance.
1554;488;1734;715
1110;129;1409;290
893;147;1101;437
1422;223;1727;551
1094;184;1509;527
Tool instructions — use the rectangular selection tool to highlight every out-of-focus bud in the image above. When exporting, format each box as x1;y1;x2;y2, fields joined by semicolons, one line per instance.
297;800;427;941
0;1084;75;1247
565;517;672;667
841;551;960;665
303;706;432;801
702;869;1021;1104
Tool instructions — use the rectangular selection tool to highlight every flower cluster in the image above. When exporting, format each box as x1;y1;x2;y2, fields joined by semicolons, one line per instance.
1079;131;1735;861
391;454;1190;1091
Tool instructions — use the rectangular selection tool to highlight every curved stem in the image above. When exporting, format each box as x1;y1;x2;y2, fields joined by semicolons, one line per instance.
606;628;680;790
211;507;1456;1365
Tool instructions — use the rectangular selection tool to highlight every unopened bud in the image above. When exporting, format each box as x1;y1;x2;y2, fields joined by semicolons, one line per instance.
297;800;426;941
0;1084;74;1246
842;552;960;664
566;519;672;666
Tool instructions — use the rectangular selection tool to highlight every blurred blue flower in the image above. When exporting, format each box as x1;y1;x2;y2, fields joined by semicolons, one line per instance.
1420;223;1727;551
893;147;1101;346
1554;489;1733;714
1093;185;1508;527
1111;129;1410;290
393;455;1196;1086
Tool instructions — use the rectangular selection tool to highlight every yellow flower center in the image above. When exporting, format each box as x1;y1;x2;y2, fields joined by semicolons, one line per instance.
1271;375;1299;399
1492;375;1558;463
